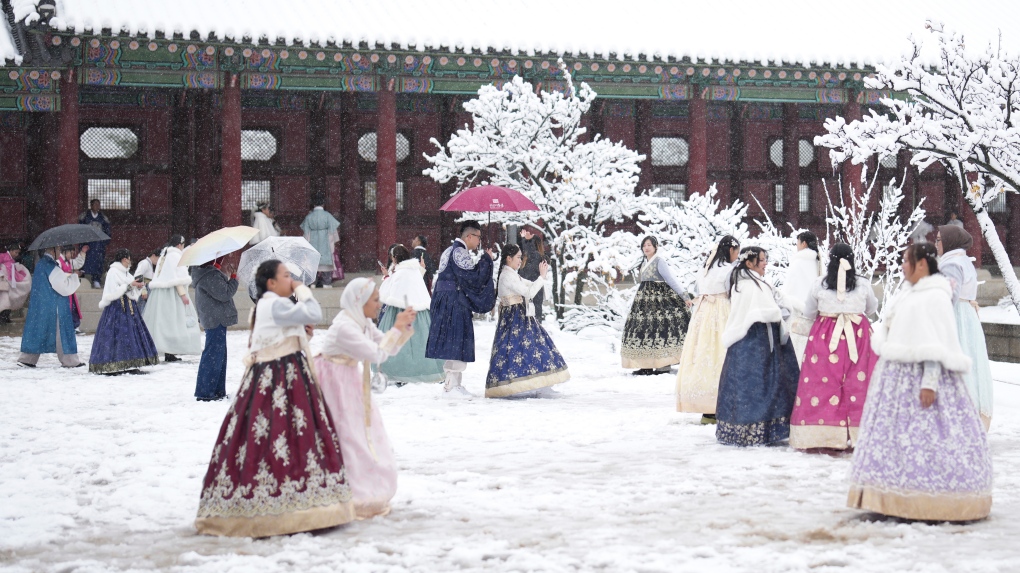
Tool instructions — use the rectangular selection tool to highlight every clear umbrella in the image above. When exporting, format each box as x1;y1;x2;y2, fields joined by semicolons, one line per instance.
238;236;321;300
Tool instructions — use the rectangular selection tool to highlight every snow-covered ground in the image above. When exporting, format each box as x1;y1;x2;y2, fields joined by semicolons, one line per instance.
2;322;1019;573
980;304;1020;325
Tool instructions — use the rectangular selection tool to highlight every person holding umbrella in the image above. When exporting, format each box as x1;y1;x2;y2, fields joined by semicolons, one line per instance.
18;245;84;368
143;235;202;362
190;256;239;401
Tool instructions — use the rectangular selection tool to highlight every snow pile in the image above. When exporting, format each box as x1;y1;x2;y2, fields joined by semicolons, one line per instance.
2;325;1020;571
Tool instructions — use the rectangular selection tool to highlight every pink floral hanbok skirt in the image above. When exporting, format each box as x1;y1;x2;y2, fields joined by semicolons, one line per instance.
789;314;878;450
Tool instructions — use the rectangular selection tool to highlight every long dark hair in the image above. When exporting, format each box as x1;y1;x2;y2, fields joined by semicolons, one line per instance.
706;235;740;271
167;235;186;249
797;231;820;264
823;243;857;292
250;259;282;329
730;246;769;294
905;243;940;275
497;243;522;289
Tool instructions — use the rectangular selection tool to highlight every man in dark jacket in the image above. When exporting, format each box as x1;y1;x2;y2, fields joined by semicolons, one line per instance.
518;226;546;324
191;257;239;401
411;234;437;293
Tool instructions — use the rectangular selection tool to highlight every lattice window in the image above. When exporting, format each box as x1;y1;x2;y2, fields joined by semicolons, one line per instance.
80;127;138;159
241;130;278;161
358;132;411;163
87;179;132;210
774;184;784;212
880;154;898;168
988;191;1008;213
798;183;810;212
658;184;686;206
650;137;689;166
769;139;784;167
363;181;406;211
242;180;271;212
798;140;814;167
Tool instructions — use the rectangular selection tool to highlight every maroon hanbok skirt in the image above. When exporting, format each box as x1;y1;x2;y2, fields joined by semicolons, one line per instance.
195;348;355;537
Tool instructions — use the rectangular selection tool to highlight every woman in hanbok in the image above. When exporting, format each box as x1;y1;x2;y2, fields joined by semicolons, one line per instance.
196;260;355;537
315;277;416;518
377;245;445;384
621;236;691;375
789;243;878;450
848;243;992;521
715;247;800;446
781;231;823;362
143;235;202;362
0;243;31;324
937;225;993;430
676;235;740;423
89;249;160;374
486;244;570;398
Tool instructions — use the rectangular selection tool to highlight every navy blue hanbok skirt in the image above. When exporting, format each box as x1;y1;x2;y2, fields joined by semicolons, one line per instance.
89;295;160;374
715;322;799;446
485;302;569;398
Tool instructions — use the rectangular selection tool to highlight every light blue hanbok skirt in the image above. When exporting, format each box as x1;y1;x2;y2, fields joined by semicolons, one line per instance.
955;300;993;429
375;306;445;383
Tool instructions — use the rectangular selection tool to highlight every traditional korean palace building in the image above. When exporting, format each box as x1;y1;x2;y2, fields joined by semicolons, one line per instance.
0;1;1013;268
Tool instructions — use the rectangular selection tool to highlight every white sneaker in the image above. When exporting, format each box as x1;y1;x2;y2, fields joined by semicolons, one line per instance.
535;387;561;398
444;384;475;400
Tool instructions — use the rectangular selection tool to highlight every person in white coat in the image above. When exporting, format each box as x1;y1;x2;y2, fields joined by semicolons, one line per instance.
249;202;280;245
377;244;445;383
781;231;823;362
89;249;159;374
143;235;202;362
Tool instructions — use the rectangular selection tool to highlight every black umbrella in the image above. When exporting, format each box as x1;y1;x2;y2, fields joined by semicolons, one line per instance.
27;224;111;251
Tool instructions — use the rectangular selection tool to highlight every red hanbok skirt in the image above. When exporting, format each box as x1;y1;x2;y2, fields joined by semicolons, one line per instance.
195;350;356;537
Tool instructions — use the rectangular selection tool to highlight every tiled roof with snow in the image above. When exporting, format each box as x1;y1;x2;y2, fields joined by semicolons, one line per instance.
1;0;1017;67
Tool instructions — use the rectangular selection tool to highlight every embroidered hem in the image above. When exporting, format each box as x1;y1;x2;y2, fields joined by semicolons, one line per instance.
716;416;789;447
621;352;684;369
485;368;570;398
195;500;356;537
847;485;991;522
789;424;855;450
88;355;159;374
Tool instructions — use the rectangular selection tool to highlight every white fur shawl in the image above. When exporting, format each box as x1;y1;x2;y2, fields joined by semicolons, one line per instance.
148;247;192;289
99;262;141;308
781;248;821;315
379;258;431;311
721;274;785;348
871;274;971;372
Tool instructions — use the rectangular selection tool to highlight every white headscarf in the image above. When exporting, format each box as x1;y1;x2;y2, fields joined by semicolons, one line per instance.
340;277;377;329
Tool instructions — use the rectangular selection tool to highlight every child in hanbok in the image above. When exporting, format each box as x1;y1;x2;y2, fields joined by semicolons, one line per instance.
849;243;992;521
676;235;740;422
143;235;202;362
0;243;31;324
781;231;823;362
315;277;416;518
485;244;570;398
937;225;993;430
196;260;355;537
715;247;800;446
789;243;878;450
89;249;160;374
377;245;445;384
621;236;691;375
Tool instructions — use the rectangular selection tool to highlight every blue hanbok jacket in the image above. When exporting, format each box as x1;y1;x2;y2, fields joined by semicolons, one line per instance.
425;239;495;362
21;254;78;355
79;210;111;277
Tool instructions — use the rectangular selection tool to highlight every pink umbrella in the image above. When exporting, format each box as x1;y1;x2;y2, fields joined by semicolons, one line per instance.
439;185;539;227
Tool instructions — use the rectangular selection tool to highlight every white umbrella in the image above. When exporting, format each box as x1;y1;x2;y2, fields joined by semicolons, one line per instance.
238;236;321;300
178;226;259;267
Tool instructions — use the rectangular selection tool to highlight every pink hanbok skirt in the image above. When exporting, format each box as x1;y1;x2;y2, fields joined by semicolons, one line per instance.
315;356;397;519
789;314;877;450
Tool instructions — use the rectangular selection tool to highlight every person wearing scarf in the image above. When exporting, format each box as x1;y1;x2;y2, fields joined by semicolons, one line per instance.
88;249;159;374
676;235;740;423
788;243;879;451
314;277;415;519
715;246;800;446
937;225;993;430
620;235;692;375
0;243;31;324
849;243;991;521
196;260;356;537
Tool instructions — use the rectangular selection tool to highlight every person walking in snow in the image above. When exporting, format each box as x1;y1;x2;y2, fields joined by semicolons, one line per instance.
191;256;239;401
143;235;202;362
377;244;445;384
18;247;84;368
88;249;159;375
300;200;341;288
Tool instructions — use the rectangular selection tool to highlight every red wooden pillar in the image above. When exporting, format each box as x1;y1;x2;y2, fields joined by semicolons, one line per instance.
221;73;242;230
56;69;80;225
841;95;863;201
782;103;800;227
689;93;708;194
376;87;398;263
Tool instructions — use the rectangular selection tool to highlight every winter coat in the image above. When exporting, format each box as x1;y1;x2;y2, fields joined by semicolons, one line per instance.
191;266;239;330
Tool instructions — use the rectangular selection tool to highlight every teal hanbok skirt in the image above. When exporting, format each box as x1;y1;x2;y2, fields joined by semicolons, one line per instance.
375;306;446;383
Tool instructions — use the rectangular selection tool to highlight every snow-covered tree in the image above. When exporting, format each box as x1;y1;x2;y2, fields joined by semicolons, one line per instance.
824;171;926;316
816;21;1020;313
423;60;651;322
745;197;803;288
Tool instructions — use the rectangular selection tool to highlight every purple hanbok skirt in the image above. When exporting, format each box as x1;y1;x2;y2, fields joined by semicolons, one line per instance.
89;295;159;374
848;359;992;521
